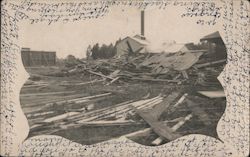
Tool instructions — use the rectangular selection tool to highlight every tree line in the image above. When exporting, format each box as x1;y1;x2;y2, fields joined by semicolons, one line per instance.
87;38;122;60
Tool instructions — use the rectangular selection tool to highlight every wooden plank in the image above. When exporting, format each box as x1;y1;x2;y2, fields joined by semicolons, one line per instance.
45;92;111;107
87;70;114;80
43;112;80;123
152;114;193;145
173;93;188;107
60;79;105;86
125;128;152;138
68;100;134;122
198;91;225;98
76;96;162;123
108;70;121;78
22;84;48;88
20;91;75;97
194;59;226;68
131;106;180;141
181;70;189;79
59;120;145;129
23;93;91;108
106;77;120;85
150;92;179;119
131;77;180;83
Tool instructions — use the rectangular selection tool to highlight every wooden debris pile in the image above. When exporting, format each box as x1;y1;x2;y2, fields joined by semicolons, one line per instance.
60;51;227;88
21;50;227;146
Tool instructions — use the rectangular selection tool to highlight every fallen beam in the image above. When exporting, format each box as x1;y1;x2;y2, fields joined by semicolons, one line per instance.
86;70;114;80
194;59;226;68
181;70;189;79
125;128;152;138
151;114;193;145
131;77;180;83
131;106;180;141
20;91;75;97
198;91;225;98
173;93;188;107
60;79;105;86
43;112;80;123
148;92;179;119
76;96;162;123
106;77;120;85
45;92;111;106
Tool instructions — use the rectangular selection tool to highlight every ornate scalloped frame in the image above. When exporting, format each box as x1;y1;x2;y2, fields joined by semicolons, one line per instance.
1;0;249;156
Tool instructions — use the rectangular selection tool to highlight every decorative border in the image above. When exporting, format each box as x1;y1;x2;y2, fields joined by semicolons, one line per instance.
1;0;249;156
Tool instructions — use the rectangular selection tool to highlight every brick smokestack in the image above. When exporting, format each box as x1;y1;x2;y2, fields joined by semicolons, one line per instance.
141;10;145;38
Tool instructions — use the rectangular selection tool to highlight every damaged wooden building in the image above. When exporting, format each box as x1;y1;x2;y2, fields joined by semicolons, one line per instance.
21;48;56;66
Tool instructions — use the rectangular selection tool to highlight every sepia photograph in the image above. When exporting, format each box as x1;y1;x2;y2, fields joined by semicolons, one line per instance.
19;7;227;146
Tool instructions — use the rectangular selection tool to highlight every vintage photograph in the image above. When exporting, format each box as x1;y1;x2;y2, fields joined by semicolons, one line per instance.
19;7;227;146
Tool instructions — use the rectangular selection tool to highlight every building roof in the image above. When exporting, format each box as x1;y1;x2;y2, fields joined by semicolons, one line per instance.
21;48;56;53
117;34;150;46
200;31;221;41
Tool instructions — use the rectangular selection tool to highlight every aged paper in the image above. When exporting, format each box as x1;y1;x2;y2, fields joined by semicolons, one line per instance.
1;0;249;156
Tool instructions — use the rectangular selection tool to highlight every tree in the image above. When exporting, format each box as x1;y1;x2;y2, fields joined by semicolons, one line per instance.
86;45;92;60
65;55;78;67
91;43;99;59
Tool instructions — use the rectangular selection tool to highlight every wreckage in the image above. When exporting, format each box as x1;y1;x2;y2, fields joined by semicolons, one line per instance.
20;31;227;146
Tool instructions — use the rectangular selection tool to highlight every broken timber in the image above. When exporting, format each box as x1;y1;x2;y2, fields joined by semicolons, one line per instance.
131;77;180;83
198;91;225;98
86;70;114;80
131;106;181;141
151;114;193;145
194;59;226;68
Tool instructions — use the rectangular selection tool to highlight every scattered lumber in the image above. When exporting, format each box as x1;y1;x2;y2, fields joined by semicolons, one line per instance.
108;70;121;78
194;59;226;68
131;106;180;141
24;93;91;108
149;92;179;119
70;100;134;123
27;111;54;118
45;92;111;107
125;128;152;138
60;120;143;128
173;93;188;107
151;114;193;145
43;112;80;123
77;96;163;123
131;77;180;83
106;77;120;85
86;70;114;80
20;91;75;97
60;79;105;86
181;70;189;79
23;84;48;88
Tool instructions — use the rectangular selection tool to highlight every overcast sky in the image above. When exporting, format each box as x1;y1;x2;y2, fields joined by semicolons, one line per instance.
19;5;219;58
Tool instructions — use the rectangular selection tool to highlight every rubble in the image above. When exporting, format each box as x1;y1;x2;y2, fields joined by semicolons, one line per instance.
21;37;227;146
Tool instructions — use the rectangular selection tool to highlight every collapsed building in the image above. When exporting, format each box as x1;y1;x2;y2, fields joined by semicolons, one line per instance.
115;35;149;58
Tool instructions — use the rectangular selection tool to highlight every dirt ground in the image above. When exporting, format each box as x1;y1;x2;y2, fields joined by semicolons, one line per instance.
20;66;226;146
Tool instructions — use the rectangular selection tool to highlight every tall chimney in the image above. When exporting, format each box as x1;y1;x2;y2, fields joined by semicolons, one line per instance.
141;10;145;39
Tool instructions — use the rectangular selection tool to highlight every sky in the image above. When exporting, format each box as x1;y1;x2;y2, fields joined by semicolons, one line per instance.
19;5;219;58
